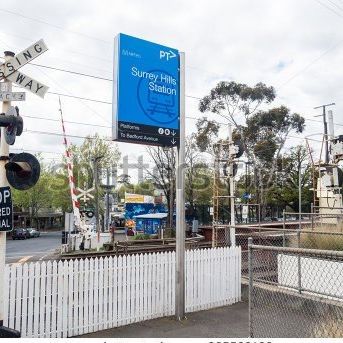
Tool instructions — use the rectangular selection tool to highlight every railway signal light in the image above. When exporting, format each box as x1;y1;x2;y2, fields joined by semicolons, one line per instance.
223;161;238;177
0;106;23;145
5;153;40;190
230;138;244;158
0;106;39;190
80;208;95;218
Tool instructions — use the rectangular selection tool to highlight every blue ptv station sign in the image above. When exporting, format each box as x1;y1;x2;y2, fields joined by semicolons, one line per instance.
112;33;180;147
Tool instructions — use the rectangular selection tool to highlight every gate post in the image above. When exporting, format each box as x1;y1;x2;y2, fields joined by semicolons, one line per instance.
248;237;253;338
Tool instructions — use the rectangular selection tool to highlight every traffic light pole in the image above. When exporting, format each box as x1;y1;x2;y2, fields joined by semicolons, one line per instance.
0;51;14;327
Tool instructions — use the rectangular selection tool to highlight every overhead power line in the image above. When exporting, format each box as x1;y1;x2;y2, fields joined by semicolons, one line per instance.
31;62;201;100
23;127;324;144
47;91;112;105
23;115;110;128
0;6;340;94
305;117;343;127
25;129;112;141
1;27;341;137
315;0;343;18
0;8;109;44
29;62;113;81
22;113;226;127
10;61;343;128
327;0;343;12
11;147;63;155
22;113;343;129
10;78;201;103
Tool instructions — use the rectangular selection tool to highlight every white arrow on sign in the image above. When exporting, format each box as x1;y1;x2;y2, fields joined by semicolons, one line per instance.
6;70;48;98
171;138;176;145
0;39;48;80
0;92;25;102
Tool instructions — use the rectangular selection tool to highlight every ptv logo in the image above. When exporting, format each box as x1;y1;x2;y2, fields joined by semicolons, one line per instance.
160;49;177;61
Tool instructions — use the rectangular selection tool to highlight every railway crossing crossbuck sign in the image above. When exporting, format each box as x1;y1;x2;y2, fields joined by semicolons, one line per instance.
0;39;49;98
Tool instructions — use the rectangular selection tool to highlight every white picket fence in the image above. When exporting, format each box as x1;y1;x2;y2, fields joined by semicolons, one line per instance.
3;246;241;337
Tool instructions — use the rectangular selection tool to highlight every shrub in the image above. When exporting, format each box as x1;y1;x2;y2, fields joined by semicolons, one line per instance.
133;233;150;240
300;232;343;251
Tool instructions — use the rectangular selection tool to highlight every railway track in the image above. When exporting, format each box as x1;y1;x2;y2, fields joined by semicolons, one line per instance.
59;241;214;260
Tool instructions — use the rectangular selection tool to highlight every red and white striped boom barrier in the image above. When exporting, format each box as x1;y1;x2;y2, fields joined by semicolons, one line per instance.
59;97;81;229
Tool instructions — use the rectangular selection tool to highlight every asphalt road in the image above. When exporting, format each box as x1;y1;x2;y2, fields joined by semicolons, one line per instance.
5;231;61;264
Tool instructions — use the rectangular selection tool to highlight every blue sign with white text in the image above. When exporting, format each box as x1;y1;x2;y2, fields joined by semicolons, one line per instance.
112;33;180;146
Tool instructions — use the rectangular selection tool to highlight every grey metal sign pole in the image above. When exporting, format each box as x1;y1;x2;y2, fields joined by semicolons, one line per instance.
175;51;186;320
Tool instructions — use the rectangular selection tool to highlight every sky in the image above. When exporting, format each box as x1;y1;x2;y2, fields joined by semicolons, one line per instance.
0;0;343;182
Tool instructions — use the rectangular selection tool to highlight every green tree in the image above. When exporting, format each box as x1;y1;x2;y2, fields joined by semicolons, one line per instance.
145;136;212;226
197;81;305;217
185;134;212;208
134;180;154;196
12;135;121;229
12;170;54;228
73;133;121;191
240;106;305;211
199;81;275;127
55;134;121;213
145;146;176;227
270;145;312;213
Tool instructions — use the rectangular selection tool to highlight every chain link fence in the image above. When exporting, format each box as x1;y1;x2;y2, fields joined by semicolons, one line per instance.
211;225;232;247
283;211;343;231
248;240;343;338
234;226;343;279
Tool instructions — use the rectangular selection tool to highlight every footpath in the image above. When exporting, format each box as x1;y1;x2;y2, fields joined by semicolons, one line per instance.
80;301;248;338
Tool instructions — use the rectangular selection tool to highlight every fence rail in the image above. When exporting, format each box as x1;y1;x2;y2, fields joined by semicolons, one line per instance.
248;241;343;338
232;225;343;279
283;211;343;230
4;247;241;338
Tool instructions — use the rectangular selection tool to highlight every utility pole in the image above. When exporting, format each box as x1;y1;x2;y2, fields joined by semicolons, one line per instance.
314;103;335;164
0;51;13;329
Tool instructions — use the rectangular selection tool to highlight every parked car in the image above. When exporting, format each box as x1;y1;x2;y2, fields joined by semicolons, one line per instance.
12;228;30;240
27;228;40;238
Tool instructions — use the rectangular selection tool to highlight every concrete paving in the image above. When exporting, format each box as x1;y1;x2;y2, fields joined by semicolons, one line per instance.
79;301;248;338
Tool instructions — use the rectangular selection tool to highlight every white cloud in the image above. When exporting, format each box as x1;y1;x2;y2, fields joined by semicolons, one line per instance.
0;0;342;177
